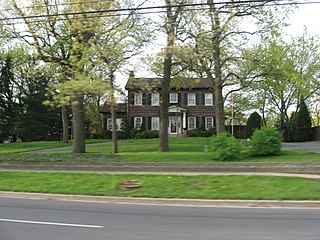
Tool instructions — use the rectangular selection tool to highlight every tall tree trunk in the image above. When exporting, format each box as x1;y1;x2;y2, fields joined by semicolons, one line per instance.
210;0;225;133
159;1;176;152
72;95;86;153
215;82;225;133
111;104;118;154
61;105;69;143
109;70;118;154
159;60;170;152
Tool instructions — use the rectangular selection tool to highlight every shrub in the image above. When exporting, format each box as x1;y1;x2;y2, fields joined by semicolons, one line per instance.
245;111;262;138
187;128;214;137
134;130;159;139
250;127;281;156
211;132;242;161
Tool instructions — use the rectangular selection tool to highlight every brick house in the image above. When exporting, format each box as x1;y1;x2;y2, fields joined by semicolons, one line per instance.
100;77;215;136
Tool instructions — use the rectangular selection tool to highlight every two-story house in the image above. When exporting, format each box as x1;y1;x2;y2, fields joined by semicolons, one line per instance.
100;77;215;136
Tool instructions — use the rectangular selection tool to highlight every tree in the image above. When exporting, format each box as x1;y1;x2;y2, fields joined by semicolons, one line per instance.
0;50;21;141
91;0;151;154
245;112;262;138
160;0;296;132
159;0;187;152
0;48;61;141
289;99;312;142
248;31;320;136
5;0;112;152
166;0;293;133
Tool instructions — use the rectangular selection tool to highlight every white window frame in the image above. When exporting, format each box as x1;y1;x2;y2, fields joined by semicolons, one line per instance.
107;118;122;130
151;93;160;106
134;93;142;106
151;117;160;130
188;93;196;106
134;117;143;129
188;117;196;130
116;119;122;130
107;118;112;130
170;93;178;103
205;93;213;106
205;117;214;130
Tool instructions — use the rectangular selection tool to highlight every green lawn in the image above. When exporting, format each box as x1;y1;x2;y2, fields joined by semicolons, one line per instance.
0;139;110;154
0;172;319;200
1;138;320;162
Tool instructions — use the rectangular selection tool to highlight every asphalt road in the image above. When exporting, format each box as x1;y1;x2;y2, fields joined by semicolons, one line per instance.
282;142;320;153
1;198;320;240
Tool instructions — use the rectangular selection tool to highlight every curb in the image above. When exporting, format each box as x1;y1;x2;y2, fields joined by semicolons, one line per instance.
1;170;320;179
1;191;320;209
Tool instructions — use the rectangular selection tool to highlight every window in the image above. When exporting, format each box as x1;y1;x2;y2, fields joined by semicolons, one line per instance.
116;119;122;130
188;117;196;130
134;93;142;106
134;117;143;129
170;93;178;103
151;117;160;130
151;93;160;106
205;93;213;106
205;117;214;130
188;93;196;106
107;118;122;130
107;119;112;130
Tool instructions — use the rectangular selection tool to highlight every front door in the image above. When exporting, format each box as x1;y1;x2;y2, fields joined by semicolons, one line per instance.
170;116;177;133
169;116;181;134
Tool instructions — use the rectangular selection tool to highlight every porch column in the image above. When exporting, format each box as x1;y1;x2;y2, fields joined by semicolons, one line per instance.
183;112;186;129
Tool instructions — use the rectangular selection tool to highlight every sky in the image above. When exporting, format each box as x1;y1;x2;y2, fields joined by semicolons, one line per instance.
286;2;320;36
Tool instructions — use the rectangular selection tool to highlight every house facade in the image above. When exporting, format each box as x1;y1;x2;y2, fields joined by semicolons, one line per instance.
100;77;216;136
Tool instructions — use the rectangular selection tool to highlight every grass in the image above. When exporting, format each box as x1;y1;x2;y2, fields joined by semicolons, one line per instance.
0;139;110;154
0;171;319;200
0;138;320;162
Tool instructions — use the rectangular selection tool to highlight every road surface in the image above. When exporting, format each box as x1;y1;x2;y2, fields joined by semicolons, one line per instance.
1;197;319;240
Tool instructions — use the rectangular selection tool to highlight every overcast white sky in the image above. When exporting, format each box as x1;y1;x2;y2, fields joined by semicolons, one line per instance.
287;2;320;36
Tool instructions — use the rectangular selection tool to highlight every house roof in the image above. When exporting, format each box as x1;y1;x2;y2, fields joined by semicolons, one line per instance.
100;103;127;113
125;77;213;90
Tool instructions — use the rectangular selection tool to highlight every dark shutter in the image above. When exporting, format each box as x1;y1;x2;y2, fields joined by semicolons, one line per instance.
196;117;200;129
185;93;188;105
142;93;146;105
130;117;134;130
147;117;151;130
130;92;134;106
196;93;200;105
202;117;206;129
202;93;205;106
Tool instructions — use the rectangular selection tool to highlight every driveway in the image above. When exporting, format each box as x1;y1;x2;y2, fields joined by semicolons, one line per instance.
282;142;320;153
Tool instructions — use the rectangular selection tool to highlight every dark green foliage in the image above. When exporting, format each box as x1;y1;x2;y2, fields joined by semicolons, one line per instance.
211;132;242;161
0;52;62;142
90;130;128;139
187;128;214;137
288;100;312;142
0;55;21;141
250;127;281;156
245;111;262;138
134;130;159;139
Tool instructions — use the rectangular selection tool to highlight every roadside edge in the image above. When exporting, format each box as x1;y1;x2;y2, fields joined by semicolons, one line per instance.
1;191;319;209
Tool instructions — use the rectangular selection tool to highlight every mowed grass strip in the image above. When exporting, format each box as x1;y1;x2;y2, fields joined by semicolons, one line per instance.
1;138;320;162
0;139;110;154
0;172;319;200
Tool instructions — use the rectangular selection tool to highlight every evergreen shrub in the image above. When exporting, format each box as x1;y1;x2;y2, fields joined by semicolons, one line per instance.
187;128;214;137
211;132;242;161
250;127;281;156
134;130;159;139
